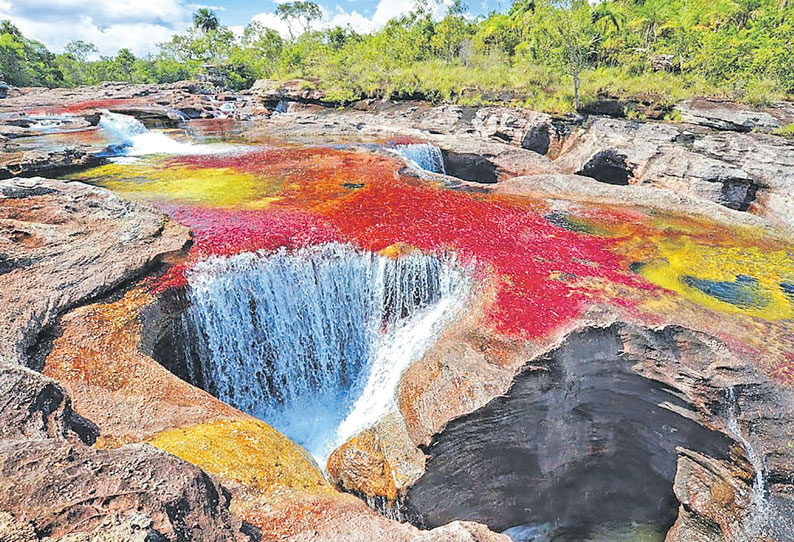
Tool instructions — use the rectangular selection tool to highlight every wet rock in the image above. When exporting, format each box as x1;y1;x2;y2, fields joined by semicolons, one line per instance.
0;82;8;99
328;412;426;506
0;146;105;179
0;177;190;366
400;325;735;532
666;448;756;542
0;439;249;541
677;98;781;133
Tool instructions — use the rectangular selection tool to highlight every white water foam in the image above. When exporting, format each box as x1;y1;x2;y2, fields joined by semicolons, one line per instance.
98;110;233;156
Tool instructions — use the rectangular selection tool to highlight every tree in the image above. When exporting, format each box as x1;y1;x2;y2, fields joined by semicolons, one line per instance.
65;40;98;61
527;0;599;111
193;8;220;33
276;1;323;39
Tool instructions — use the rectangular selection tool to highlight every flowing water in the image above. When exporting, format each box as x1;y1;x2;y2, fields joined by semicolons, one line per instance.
98;111;232;156
724;386;769;537
394;143;446;174
179;244;469;460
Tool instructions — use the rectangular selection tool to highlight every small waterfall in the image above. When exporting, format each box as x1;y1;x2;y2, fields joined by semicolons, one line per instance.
98;111;229;156
725;386;768;536
395;143;446;174
179;244;469;460
98;110;149;140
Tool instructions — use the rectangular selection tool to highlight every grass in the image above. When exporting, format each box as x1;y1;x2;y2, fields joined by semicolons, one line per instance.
773;123;794;139
280;58;792;117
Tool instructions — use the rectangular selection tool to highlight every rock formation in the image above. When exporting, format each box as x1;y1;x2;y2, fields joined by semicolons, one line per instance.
1;83;794;542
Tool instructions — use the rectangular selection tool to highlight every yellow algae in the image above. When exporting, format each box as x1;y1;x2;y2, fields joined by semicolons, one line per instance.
639;236;794;320
71;162;282;209
148;419;334;498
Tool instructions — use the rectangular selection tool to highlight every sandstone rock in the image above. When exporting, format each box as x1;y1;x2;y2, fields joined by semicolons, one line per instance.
666;448;756;542
0;512;36;542
0;146;105;179
677;98;780;133
0;439;250;541
552;116;794;221
471;108;556;151
328;411;426;504
692;132;794;225
0;177;190;366
250;78;328;105
0;362;96;443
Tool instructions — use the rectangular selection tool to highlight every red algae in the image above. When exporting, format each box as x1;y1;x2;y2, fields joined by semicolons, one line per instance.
153;146;650;339
772;356;794;384
26;98;141;115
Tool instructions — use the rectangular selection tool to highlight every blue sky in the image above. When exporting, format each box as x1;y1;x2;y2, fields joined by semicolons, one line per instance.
0;0;506;56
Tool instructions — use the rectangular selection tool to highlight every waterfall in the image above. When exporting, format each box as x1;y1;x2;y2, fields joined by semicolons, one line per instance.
98;110;149;140
725;386;768;536
98;111;229;156
394;143;447;174
179;244;469;460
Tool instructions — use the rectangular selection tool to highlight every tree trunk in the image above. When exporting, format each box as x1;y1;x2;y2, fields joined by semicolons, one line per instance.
573;70;581;112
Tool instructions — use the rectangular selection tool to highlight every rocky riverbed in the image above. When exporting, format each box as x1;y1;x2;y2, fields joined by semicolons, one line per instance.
1;81;793;542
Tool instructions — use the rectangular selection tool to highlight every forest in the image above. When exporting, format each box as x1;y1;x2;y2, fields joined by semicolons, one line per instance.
1;0;793;114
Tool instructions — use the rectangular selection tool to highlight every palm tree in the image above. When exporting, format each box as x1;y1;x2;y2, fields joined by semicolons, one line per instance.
193;8;220;33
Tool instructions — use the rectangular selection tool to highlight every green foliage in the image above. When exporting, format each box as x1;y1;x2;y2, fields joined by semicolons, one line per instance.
773;122;794;139
1;0;792;115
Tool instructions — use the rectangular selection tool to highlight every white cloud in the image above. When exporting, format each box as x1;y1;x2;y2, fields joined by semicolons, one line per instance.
0;0;192;55
251;0;452;38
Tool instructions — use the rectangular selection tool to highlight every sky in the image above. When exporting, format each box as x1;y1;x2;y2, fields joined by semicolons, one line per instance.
0;0;507;57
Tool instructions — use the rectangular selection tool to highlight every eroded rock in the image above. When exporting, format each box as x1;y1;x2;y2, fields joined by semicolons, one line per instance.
0;177;190;367
677;98;781;133
0;439;249;541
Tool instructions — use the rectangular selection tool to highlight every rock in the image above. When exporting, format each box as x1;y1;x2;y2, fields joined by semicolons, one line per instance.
575;149;632;185
471;108;557;151
666;448;756;542
652;54;675;72
0;512;36;542
0;82;8;99
0;362;97;443
677;98;781;133
552;117;794;218
399;325;736;532
0;177;190;366
691;132;794;224
640;146;760;211
328;412;426;505
0;146;105;179
0;439;250;541
250;78;328;105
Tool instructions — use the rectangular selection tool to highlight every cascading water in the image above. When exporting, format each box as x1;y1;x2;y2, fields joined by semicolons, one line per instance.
98;110;229;156
178;244;469;460
725;386;769;536
395;143;447;175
